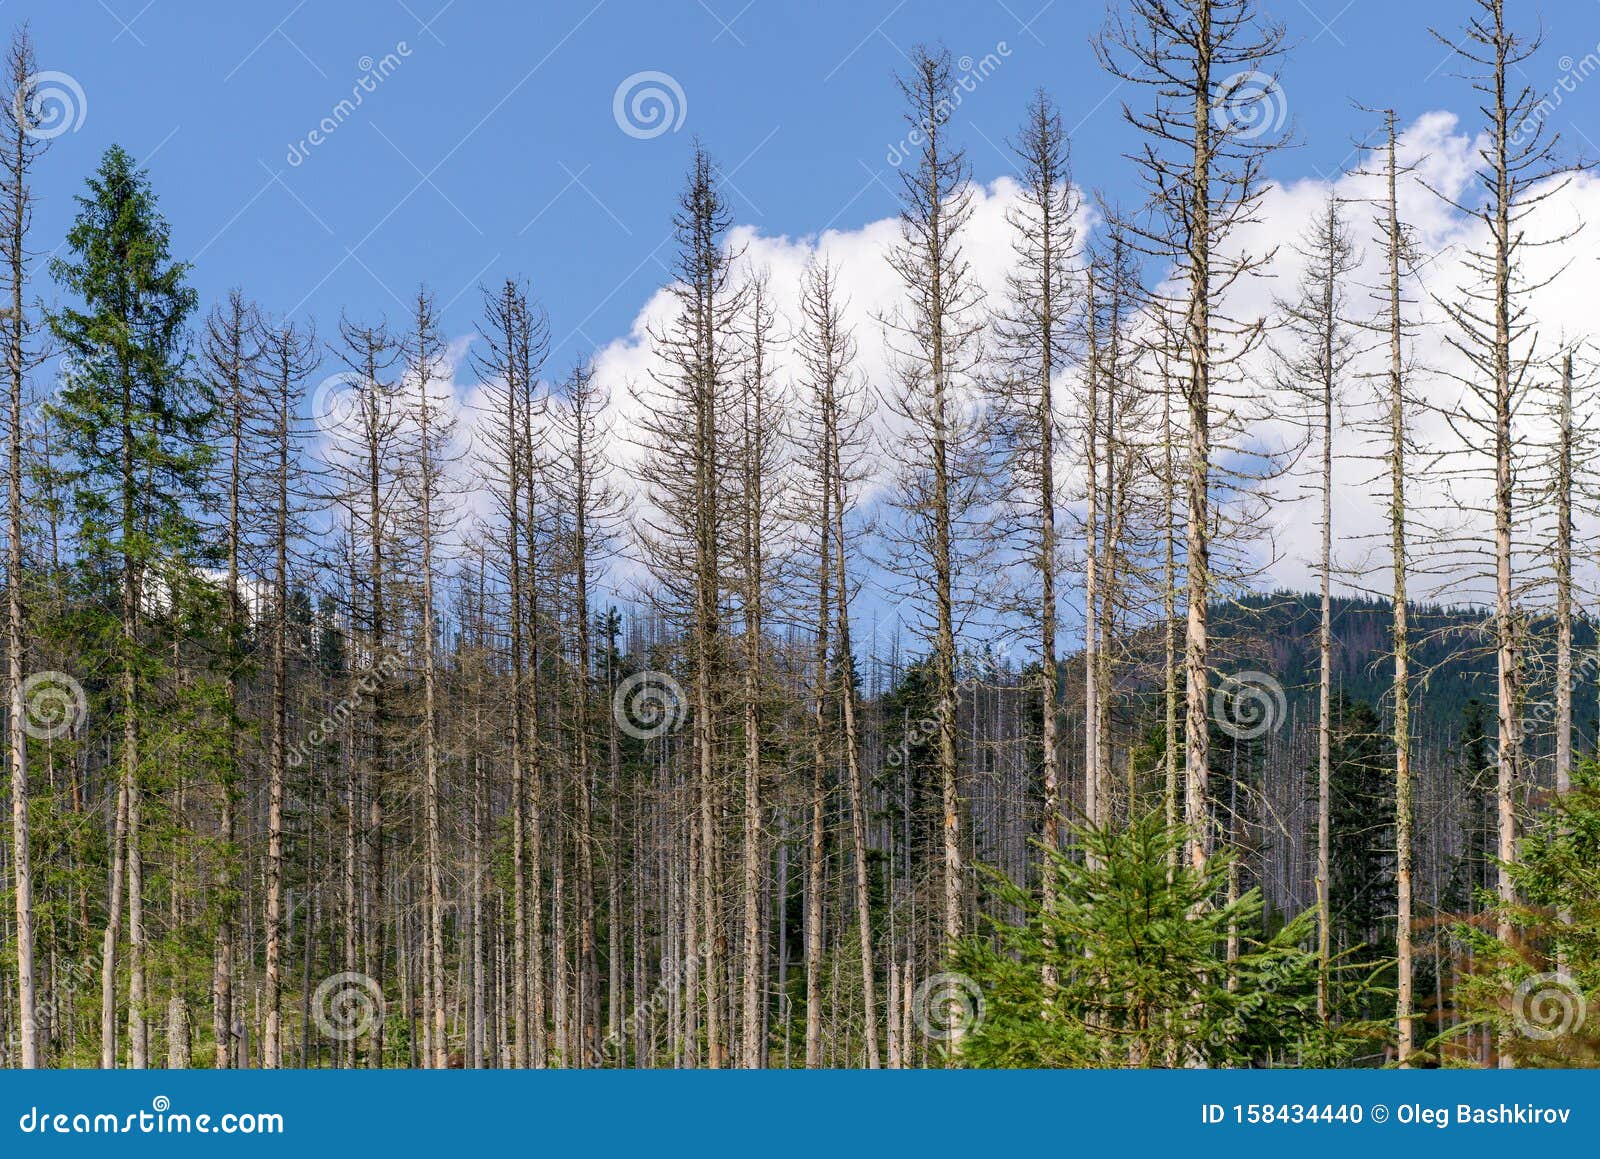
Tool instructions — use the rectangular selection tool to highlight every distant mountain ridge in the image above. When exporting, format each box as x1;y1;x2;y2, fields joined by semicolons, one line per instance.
1206;591;1600;749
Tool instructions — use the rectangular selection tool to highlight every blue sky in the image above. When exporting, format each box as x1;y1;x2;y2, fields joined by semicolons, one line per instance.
19;0;1599;361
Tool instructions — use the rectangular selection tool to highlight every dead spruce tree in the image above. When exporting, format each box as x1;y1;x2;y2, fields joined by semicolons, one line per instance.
732;271;785;1068
399;288;457;1068
1428;0;1579;982
1345;107;1430;1061
1271;195;1359;1022
1097;0;1287;873
880;45;989;969
325;315;404;1066
473;278;550;1067
200;290;265;1068
632;144;745;1068
549;355;620;1066
1081;222;1149;836
1374;110;1424;1064
993;88;1077;898
254;315;316;1067
1;26;47;1069
797;259;879;1066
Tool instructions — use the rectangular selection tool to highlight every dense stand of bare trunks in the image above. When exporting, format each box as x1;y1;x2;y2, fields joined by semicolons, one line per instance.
1;3;1592;1073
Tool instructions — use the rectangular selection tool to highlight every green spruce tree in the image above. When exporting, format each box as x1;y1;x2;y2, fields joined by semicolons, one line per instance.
1449;765;1600;1066
46;144;211;1068
953;810;1376;1068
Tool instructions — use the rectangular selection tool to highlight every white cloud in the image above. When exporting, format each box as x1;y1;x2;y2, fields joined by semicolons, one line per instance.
435;110;1597;624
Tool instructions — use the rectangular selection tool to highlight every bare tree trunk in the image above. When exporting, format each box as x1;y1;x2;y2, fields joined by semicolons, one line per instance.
1315;355;1332;1029
100;778;128;1067
257;320;312;1073
409;291;450;1070
1084;268;1102;836
1384;114;1415;1065
805;449;830;1070
1555;350;1573;796
1276;199;1353;1026
554;359;611;1067
122;365;147;1070
2;27;39;1071
1182;19;1215;876
738;290;772;1070
523;379;549;1070
1161;366;1180;876
475;282;546;1067
264;403;287;1070
995;91;1071;917
831;372;878;1070
201;292;257;1071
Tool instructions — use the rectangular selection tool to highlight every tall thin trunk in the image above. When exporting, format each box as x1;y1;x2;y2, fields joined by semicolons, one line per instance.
1554;351;1573;796
100;778;127;1067
1183;8;1215;875
3;27;38;1071
830;372;879;1069
805;447;830;1069
1487;3;1519;973
1385;113;1415;1066
519;333;548;1069
738;339;767;1070
264;348;289;1070
1161;365;1179;876
215;316;245;1071
413;294;448;1070
120;354;147;1069
1315;210;1335;1025
1084;268;1102;835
